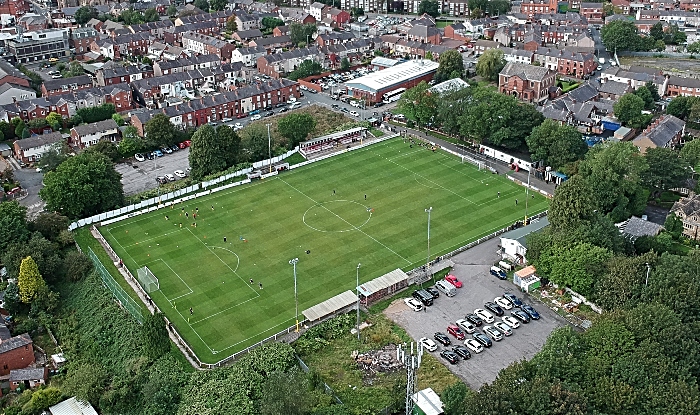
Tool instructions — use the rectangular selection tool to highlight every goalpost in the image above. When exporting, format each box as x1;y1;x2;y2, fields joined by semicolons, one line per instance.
137;266;160;294
461;155;484;170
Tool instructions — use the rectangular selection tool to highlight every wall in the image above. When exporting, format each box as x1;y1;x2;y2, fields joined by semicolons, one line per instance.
479;145;533;172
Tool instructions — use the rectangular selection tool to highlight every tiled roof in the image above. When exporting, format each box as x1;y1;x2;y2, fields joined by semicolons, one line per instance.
672;193;700;217
43;75;92;91
9;368;45;382
71;119;118;136
636;114;685;148
599;80;631;96
0;333;32;354
15;133;63;150
500;61;552;82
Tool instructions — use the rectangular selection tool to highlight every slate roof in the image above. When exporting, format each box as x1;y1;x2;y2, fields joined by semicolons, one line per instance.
261;47;321;64
500;61;552;82
617;216;663;239
636;115;685;148
71;119;118;136
43;75;92;91
0;333;32;354
181;32;228;48
9;368;45;382
407;24;440;39
155;54;220;70
234;45;267;56
0;83;35;97
599;80;631;96
668;76;700;88
252;35;291;47
500;217;550;247
672;193;700;217
235;29;264;39
15;133;63;150
0;58;30;83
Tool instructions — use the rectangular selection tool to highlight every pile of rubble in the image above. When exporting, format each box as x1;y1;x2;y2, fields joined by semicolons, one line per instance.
353;344;403;381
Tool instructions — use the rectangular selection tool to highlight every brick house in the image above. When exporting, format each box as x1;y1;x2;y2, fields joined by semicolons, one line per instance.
498;62;556;104
0;58;31;88
406;24;442;45
0;0;30;16
13;133;63;164
9;368;47;391
111;32;152;58
153;55;221;76
666;76;700;97
326;8;350;27
0;334;34;376
41;75;93;97
257;47;324;78
231;29;264;43
443;23;471;41
70;27;99;55
580;3;604;23
632;114;686;152
672;193;700;239
163;21;220;46
612;0;631;14
519;0;558;17
96;64;143;86
181;32;235;61
128;20;174;38
70;119;120;149
273;25;290;37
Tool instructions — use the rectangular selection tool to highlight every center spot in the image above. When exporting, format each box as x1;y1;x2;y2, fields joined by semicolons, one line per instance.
303;200;371;233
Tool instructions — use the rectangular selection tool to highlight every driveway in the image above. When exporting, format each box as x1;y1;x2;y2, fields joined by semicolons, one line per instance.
116;148;191;195
13;167;45;218
385;238;567;389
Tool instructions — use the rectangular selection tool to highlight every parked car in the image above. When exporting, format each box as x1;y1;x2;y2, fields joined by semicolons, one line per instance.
51;74;62;79
494;297;513;310
501;316;520;329
445;274;462;288
174;170;187;178
276;102;287;108
265;111;274;117
447;325;465;340
178;142;188;149
419;337;438;352
155;176;167;185
331;104;340;109
403;298;423;312
434;332;451;346
350;110;359;117
511;309;531;324
520;304;541;320
161;146;173;154
493;322;513;337
490;266;507;280
425;286;439;299
474;308;495;323
165;173;175;182
153;150;163;157
350;100;360;107
503;293;523;307
456;318;476;334
483;326;503;341
452;345;471;360
222;117;233;123
465;338;484;354
484;301;504;316
279;107;289;112
288;96;297;103
472;332;493;348
146;152;155;160
134;153;145;162
465;313;484;327
170;144;179;152
251;114;262;121
440;350;459;364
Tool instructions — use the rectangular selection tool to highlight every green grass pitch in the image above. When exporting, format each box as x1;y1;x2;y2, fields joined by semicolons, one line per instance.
101;138;549;363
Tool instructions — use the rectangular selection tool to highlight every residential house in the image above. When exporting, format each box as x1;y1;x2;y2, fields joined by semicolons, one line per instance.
598;79;632;100
443;23;471;41
70;27;98;55
41;75;93;97
0;58;31;88
666;76;700;97
231;29;264;43
111;32;152;58
129;20;174;38
176;10;235;29
672;193;700;239
406;24;442;45
181;32;235;60
273;25;290;37
163;21;220;46
153;55;221;76
249;35;292;51
499;217;550;264
580;3;604;23
441;0;472;17
519;0;558;17
70;119;120;149
0;83;36;105
96;64;143;86
326;8;350;27
633;114;685;152
0;0;30;16
257;47;324;78
616;216;664;241
13;133;63;163
473;39;500;55
9;368;47;391
18;14;48;31
612;0;632;14
498;61;557;104
500;47;535;64
541;81;614;133
316;32;353;47
601;66;667;94
308;2;326;21
231;45;268;66
234;11;260;31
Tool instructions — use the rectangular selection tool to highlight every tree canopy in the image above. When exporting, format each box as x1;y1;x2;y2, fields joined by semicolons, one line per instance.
0;201;30;252
601;20;641;51
188;124;241;180
397;81;439;128
289;60;323;80
526;120;587;169
435;50;464;83
145;114;178;148
475;48;506;82
289;23;317;46
614;93;647;128
417;0;439;17
277;113;316;149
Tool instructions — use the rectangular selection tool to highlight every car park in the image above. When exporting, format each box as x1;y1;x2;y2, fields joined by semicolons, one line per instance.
493;322;513;337
474;308;495;323
472;332;493;347
490;266;507;280
434;332;451;346
165;173;175;182
465;339;484;354
452;345;471;360
425;286;439;299
404;298;423;312
483;326;503;341
440;350;460;364
511;309;531;323
419;337;438;352
494;297;513;310
447;325;465;340
501;316;520;329
520;304;541;320
174;170;187;178
445;275;462;288
134;153;145;162
484;302;504;316
456;319;476;334
503;293;522;307
465;313;483;326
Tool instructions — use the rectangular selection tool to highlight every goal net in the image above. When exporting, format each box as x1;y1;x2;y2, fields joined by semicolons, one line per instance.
461;155;484;170
137;266;160;293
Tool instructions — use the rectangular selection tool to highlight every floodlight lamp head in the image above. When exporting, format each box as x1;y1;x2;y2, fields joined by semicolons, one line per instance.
289;258;299;265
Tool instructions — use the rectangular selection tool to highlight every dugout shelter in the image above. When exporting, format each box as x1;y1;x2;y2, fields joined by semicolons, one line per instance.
357;268;409;305
299;127;367;157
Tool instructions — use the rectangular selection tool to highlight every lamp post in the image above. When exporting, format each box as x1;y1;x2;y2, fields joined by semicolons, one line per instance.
524;167;531;224
356;263;361;341
425;207;432;283
289;258;299;332
267;123;272;173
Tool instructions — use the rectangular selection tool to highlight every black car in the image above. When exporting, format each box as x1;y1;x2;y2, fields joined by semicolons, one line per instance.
307;88;317;94
146;152;155;160
503;293;522;307
331;104;339;109
484;301;504;316
373;102;385;108
465;313;484;327
520;304;541;320
155;176;167;185
452;345;471;360
275;102;286;108
264;111;274;117
279;107;289;112
473;332;492;348
440;350;459;364
426;286;439;299
511;309;531;324
434;332;451;346
340;107;349;113
264;105;273;111
170;144;179;152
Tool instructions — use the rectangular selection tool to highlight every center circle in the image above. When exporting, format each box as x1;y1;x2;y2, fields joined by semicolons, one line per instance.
303;200;372;233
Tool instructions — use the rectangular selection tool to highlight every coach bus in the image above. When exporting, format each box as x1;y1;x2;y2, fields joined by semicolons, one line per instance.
382;88;406;104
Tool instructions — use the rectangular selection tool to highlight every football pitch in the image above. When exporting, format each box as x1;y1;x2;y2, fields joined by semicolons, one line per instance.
101;138;548;363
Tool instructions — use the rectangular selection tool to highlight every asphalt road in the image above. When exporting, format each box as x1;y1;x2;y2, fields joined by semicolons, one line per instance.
13;167;45;218
385;238;567;389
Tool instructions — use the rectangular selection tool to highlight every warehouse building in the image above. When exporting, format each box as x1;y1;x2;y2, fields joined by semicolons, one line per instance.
344;59;439;104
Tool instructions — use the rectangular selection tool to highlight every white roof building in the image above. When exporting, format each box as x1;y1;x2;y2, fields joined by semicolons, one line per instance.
428;78;470;94
345;59;439;102
49;397;98;415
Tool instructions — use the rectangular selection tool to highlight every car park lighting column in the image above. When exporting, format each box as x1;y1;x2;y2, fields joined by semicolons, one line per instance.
425;207;432;285
356;263;361;341
289;258;299;332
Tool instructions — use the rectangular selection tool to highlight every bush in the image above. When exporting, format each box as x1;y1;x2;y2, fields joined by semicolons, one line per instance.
294;313;355;355
64;251;93;282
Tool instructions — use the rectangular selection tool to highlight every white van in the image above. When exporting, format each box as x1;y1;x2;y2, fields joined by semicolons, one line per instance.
435;280;456;297
498;261;514;271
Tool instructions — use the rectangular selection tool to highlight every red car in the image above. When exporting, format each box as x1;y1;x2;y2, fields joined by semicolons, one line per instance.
447;325;465;340
445;274;462;288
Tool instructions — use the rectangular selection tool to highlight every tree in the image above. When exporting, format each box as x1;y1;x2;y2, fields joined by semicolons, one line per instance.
0;120;14;140
601;20;640;52
290;23;317;46
37;144;68;173
262;17;284;30
667;96;698;120
40;152;124;219
0;201;29;252
112;113;125;126
614;93;645;126
475;48;506;82
277;113;316;148
145;113;177;147
688;40;700;54
188;124;240;180
210;0;227;11
18;256;45;304
167;4;177;17
398;81;439;128
24;387;62;413
87;140;121;162
31;212;69;242
76;103;115;124
63;250;93;281
418;0;439;17
650;22;664;40
537;242;612;295
46;111;63;131
14;118;28;138
681;138;700;167
548;175;597;231
526;119;587;169
289;59;323;80
435;50;464;83
646;81;661;102
142;312;171;360
226;16;238;33
351;7;364;16
441;383;468;415
193;0;209;11
241;124;269;162
340;57;350;71
633;85;655;110
118;126;144;157
642;147;690;190
75;6;98;25
259;369;314;415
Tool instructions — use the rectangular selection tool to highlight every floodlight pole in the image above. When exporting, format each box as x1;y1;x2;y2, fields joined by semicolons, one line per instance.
425;207;432;283
356;263;361;341
290;258;299;332
267;123;272;173
524;168;531;224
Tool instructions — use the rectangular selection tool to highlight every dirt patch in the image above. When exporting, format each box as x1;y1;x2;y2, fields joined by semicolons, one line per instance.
619;57;700;78
353;344;404;385
383;298;408;320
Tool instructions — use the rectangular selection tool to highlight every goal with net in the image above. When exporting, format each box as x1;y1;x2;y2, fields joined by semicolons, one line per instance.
461;155;484;170
137;266;160;293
